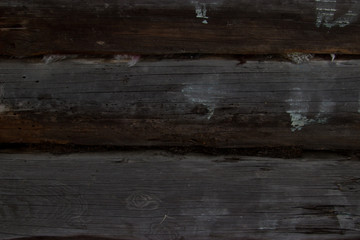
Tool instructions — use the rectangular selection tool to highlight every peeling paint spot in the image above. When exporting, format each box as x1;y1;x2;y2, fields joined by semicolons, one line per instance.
291;114;328;131
43;55;66;64
114;55;141;67
316;0;360;28
194;2;208;19
183;87;214;120
286;88;328;132
285;53;314;64
286;112;307;131
128;55;141;67
182;85;222;120
42;55;77;64
193;1;209;24
286;112;327;132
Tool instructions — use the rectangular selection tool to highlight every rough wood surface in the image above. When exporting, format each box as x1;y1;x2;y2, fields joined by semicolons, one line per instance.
0;58;360;149
1;0;360;56
0;151;360;239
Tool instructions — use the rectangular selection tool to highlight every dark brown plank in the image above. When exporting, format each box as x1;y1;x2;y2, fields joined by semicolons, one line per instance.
0;151;360;239
0;58;360;149
1;0;360;56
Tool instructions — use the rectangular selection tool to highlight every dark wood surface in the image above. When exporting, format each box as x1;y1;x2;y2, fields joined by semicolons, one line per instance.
0;58;360;149
1;0;360;56
0;151;360;240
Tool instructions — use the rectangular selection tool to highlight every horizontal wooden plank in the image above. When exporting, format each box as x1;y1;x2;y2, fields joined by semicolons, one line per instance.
0;58;360;149
1;0;360;56
0;151;360;239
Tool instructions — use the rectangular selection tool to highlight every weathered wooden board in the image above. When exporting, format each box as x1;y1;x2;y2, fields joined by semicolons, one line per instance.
0;58;360;149
0;151;360;240
1;0;360;56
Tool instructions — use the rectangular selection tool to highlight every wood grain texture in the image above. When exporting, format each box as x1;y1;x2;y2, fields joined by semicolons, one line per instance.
0;58;360;149
1;0;360;56
0;151;360;239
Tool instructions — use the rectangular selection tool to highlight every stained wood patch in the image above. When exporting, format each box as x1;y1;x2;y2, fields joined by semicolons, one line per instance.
0;152;360;239
0;58;360;149
1;0;360;56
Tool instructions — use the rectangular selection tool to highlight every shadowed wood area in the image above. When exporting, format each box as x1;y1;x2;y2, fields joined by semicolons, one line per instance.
1;0;360;56
0;151;360;239
0;58;360;149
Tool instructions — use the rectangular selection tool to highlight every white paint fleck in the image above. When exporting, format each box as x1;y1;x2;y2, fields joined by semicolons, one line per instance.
193;1;209;24
331;53;336;61
316;0;360;28
96;41;105;46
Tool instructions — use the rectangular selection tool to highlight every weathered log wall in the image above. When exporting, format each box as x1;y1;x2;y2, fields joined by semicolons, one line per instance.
1;0;360;56
0;58;359;149
1;1;360;240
